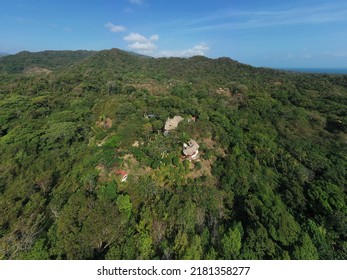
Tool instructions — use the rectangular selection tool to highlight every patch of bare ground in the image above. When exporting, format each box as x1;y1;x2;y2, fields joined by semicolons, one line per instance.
203;137;215;149
96;118;112;129
95;164;108;182
186;157;214;180
123;154;154;177
137;166;153;178
122;154;139;170
186;137;225;181
203;137;226;157
216;87;232;97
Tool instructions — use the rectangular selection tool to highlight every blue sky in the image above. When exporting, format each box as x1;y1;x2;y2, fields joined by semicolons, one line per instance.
1;0;347;67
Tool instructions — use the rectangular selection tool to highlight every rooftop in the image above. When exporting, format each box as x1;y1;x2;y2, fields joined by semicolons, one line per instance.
164;116;184;131
183;139;199;156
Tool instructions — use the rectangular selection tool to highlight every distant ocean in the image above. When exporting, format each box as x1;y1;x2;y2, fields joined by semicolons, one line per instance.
278;68;347;75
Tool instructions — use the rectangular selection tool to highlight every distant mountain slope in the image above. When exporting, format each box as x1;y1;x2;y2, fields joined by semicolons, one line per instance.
0;47;283;85
63;48;345;94
0;50;95;74
58;48;261;89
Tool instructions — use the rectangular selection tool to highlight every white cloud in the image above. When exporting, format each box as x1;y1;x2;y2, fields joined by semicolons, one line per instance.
128;42;157;51
150;34;159;41
105;22;126;33
129;0;144;5
123;32;159;53
124;32;148;42
122;30;207;57
160;44;209;57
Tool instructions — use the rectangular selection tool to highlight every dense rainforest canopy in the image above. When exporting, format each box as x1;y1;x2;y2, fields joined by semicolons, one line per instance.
0;49;346;260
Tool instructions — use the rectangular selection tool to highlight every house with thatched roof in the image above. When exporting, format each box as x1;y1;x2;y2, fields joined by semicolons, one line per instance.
183;139;199;160
164;116;184;131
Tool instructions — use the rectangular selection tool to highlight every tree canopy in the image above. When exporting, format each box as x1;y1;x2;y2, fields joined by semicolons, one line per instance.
0;49;346;260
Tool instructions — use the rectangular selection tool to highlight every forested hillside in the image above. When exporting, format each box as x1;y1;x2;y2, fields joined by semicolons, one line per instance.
0;50;95;74
0;49;346;260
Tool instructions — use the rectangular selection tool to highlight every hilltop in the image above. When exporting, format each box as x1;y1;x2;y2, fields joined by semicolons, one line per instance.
0;50;95;74
0;48;346;260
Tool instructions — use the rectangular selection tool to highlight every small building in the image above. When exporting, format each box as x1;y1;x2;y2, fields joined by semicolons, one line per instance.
187;116;196;123
164;116;184;131
183;139;199;160
144;113;156;119
115;170;128;182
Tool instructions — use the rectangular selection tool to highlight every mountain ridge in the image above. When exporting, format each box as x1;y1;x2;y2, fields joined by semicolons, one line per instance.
2;48;347;77
0;49;96;74
0;48;269;77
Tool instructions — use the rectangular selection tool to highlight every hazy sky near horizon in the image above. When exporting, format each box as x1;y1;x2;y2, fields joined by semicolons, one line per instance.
1;0;347;67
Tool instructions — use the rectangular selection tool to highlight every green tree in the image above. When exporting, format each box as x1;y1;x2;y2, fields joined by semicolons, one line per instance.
292;233;319;260
221;223;243;259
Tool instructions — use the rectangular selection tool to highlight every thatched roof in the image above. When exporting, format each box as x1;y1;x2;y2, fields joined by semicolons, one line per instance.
164;116;184;131
183;139;199;156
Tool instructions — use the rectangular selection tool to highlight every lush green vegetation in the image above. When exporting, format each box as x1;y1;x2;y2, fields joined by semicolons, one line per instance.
0;49;346;260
